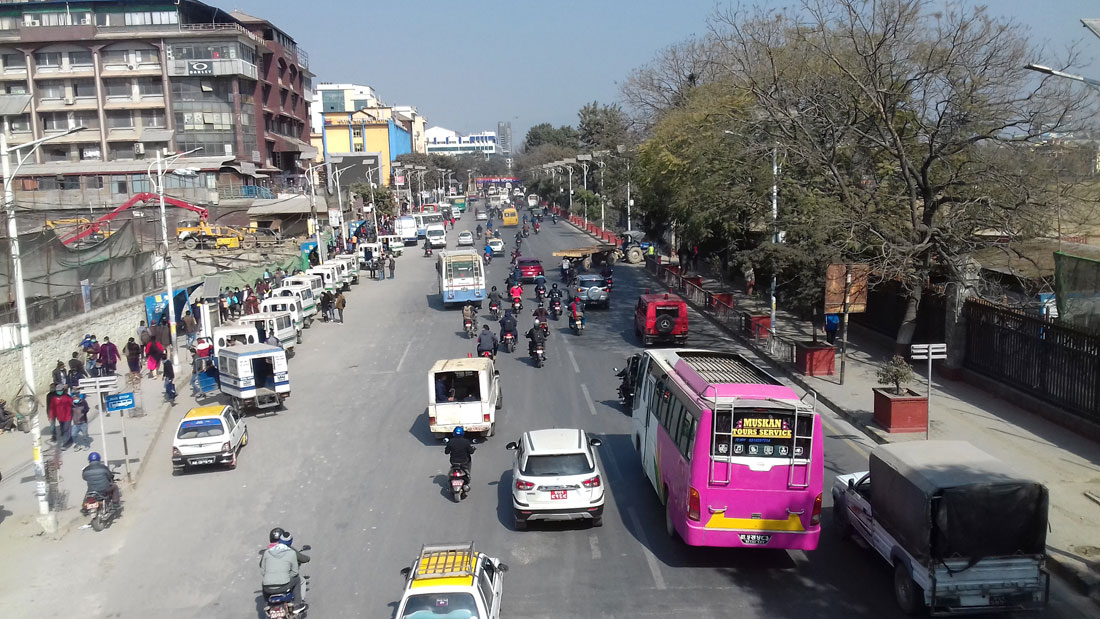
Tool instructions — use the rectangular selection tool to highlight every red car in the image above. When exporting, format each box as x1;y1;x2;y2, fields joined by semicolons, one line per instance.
516;257;544;282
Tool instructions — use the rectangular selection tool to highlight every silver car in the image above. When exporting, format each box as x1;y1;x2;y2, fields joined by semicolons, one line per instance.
573;274;610;308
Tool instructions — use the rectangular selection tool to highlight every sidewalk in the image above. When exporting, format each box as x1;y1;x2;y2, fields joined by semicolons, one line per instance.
559;216;1100;602
0;370;178;539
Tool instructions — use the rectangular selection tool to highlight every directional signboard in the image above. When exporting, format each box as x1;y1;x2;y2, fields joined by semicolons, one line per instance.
104;392;135;412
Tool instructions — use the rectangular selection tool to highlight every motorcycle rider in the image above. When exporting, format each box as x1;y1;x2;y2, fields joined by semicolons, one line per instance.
532;301;550;332
487;286;504;312
476;325;498;358
475;224;483;239
533;220;540;234
261;528;310;611
601;263;614;280
462;303;478;333
509;282;524;307
445;426;476;483
82;451;121;505
570;296;587;328
548;282;564;302
560;257;571;280
526;321;548;358
533;277;547;301
565;264;578;286
499;309;519;347
423;238;432;256
551;213;558;224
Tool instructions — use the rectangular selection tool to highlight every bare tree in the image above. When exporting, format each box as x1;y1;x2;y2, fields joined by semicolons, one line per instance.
715;0;1096;346
619;35;724;129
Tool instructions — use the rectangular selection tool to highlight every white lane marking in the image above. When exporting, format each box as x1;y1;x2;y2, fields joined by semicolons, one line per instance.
567;347;580;373
580;383;598;416
395;340;413;373
627;509;667;590
589;534;602;560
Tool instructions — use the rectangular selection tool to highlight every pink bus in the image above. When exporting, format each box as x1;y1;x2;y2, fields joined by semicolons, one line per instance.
626;349;823;549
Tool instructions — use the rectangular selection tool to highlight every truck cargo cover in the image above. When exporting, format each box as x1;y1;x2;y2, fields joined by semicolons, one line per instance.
869;441;1048;564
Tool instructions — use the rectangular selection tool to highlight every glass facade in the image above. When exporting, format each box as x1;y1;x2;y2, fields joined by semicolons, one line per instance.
171;77;248;156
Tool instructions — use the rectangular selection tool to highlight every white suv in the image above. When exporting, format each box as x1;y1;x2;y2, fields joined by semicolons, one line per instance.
506;429;604;530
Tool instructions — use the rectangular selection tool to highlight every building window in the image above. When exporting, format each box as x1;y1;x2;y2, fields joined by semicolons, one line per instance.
103;79;131;99
41;112;68;131
107;110;134;129
9;114;30;132
352;127;362;138
86;175;104;189
110;143;135;160
80;146;101;161
137;77;162;97
2;53;25;72
72;79;95;99
36;80;64;100
59;176;81;190
69;51;93;69
0;16;20;31
107;175;128;193
73;112;100;130
124;11;178;26
353;143;364;152
34;52;63;70
102;49;128;66
140;109;165;128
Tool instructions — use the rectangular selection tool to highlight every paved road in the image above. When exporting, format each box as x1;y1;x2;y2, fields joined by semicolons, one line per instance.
1;213;1093;618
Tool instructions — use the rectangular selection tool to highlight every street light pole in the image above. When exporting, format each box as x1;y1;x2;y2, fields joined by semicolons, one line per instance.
149;146;202;368
770;144;778;337
2;121;86;533
305;161;325;264
625;159;632;232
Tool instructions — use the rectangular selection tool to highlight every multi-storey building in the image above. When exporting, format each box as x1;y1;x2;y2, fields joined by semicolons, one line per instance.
497;121;511;155
312;108;413;187
0;0;312;209
310;82;382;129
424;126;497;156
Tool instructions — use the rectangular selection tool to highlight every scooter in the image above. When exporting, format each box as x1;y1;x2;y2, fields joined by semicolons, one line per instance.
534;224;540;235
512;297;523;312
488;301;500;320
550;299;562;320
502;332;516;353
81;485;120;532
484;253;492;265
448;465;470;502
534;317;549;337
531;344;546;368
614;366;634;407
570;312;585;335
423;245;432;257
479;349;495;360
552;215;558;224
464;317;477;339
263;544;312;618
535;288;546;303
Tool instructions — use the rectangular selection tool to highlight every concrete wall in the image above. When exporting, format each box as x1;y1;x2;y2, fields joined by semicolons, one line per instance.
0;295;146;404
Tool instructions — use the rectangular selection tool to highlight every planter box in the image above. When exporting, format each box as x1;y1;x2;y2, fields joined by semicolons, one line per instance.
746;315;771;339
666;265;681;276
711;292;735;308
873;388;928;433
795;342;835;376
684;275;704;288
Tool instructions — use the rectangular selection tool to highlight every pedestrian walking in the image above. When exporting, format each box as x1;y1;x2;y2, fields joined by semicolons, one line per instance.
124;337;142;377
743;265;756;297
335;291;347;323
320;291;334;322
70;393;90;451
364;248;375;280
67;351;86;387
387;254;396;279
145;339;165;378
182;311;198;347
83;334;99;376
824;313;840;344
219;291;230;321
51;360;68;390
163;358;177;404
98;336;120;375
137;320;151;345
49;385;72;448
156;315;172;349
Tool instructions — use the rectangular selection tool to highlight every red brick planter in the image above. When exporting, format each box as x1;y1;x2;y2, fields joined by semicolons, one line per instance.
746;315;771;339
684;275;704;287
712;293;735;308
795;342;836;376
666;265;681;276
872;388;928;433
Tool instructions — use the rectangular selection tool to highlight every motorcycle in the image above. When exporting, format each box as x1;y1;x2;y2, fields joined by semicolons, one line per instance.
552;215;558;224
423;246;432;257
522;227;530;238
531;344;546;368
550;299;562;320
81;487;120;532
489;302;501;320
535;287;546;303
479;349;494;360
534;317;549;337
614;366;635;407
484;253;492;265
534;224;540;235
448;465;470;502
476;230;482;239
570;312;585;335
263;544;312;619
464;317;477;339
512;297;523;312
502;332;516;353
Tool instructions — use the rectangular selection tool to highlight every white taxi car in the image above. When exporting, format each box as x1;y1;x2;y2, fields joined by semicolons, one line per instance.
456;231;475;247
395;542;507;619
487;238;505;257
171;405;248;473
506;429;604;530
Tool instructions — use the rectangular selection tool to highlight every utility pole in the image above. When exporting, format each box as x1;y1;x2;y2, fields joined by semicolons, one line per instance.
625;159;632;232
770;144;779;338
306;162;325;264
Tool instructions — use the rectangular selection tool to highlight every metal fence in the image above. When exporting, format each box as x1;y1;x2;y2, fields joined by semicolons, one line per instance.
963;299;1100;424
0;270;164;331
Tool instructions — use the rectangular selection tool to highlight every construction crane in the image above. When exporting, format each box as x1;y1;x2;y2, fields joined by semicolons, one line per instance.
59;192;209;246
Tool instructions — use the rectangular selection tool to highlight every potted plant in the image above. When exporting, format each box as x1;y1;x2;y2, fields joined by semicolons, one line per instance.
872;355;928;433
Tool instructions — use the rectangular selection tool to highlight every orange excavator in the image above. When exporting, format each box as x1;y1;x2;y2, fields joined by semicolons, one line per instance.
60;192;211;246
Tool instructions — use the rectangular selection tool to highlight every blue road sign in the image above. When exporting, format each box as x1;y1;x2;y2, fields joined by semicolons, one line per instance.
104;392;135;412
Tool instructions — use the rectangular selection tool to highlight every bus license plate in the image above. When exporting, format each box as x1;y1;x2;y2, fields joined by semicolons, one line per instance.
739;534;771;545
550;490;568;500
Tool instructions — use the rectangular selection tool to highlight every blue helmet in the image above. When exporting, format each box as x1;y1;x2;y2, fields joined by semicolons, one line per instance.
88;451;102;463
453;427;465;437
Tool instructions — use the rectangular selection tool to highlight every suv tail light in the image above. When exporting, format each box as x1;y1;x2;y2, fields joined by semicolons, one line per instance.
810;493;823;526
688;487;701;521
428;416;436;426
582;475;601;488
483;413;491;422
515;479;535;491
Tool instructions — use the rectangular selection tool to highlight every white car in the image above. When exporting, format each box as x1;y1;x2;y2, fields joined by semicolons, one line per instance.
172;405;247;472
426;226;447;248
456;231;475;246
506;429;605;530
488;238;505;256
475;211;489;221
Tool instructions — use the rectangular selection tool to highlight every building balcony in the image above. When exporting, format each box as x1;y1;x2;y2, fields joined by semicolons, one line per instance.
167;58;257;80
102;64;163;78
41;128;102;143
36;97;100;112
32;66;96;79
102;97;166;111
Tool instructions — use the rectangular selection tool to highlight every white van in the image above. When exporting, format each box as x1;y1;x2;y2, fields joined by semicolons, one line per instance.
283;274;323;301
212;324;260;358
237;311;298;351
307;264;342;293
271;285;317;326
331;254;360;284
426;224;447;248
427;357;502;438
260;296;306;333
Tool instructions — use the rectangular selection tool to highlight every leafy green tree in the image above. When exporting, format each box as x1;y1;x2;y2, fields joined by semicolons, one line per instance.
523;123;579;150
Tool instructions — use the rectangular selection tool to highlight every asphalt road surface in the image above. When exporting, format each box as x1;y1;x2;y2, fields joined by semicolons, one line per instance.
2;213;1094;619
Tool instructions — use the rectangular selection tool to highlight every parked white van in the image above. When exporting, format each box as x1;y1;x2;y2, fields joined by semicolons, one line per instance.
237;311;299;351
307;264;342;293
283;274;323;300
271;285;317;326
260;296;306;333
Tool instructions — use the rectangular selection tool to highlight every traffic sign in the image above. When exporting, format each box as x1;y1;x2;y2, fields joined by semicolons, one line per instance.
78;376;118;393
910;343;947;360
104;392;135;412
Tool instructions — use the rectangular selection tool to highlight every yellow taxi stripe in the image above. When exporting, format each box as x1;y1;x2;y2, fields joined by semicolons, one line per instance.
704;512;806;532
409;575;474;589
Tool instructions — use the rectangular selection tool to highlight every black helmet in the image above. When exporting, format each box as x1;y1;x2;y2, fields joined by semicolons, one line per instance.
269;527;287;543
551;283;558;289
491;286;497;291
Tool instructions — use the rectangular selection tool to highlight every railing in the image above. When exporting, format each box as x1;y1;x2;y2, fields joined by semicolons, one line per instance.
217;184;275;200
180;22;265;45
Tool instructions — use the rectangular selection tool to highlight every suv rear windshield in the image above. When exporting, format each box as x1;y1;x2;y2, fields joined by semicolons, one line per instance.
523;453;593;476
177;418;224;439
401;592;478;619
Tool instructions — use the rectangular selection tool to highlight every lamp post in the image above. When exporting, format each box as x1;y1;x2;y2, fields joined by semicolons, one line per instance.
595;160;606;229
576;154;592;225
304;161;326;264
329;163;355;238
148;146;202;368
616;144;634;232
414;165;427;208
1;116;86;533
364;165;380;237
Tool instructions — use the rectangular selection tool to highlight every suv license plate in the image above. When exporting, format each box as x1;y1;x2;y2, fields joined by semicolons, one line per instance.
190;457;215;465
550;490;568;500
739;534;771;545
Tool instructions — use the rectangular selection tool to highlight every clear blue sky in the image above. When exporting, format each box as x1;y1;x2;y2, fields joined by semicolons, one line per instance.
225;0;1099;142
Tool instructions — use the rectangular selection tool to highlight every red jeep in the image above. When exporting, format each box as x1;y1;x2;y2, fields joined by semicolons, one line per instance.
634;292;689;346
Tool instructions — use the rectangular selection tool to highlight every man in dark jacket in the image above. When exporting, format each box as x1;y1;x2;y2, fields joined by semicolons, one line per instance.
476;325;498;357
82;452;120;504
261;528;310;609
445;427;476;472
526;324;547;357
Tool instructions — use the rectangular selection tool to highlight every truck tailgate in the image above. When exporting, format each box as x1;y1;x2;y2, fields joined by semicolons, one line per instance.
431;402;488;429
932;556;1048;613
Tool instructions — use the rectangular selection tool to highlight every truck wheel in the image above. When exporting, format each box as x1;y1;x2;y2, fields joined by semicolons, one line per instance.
183;237;198;250
242;238;256;250
893;562;926;616
626;247;644;264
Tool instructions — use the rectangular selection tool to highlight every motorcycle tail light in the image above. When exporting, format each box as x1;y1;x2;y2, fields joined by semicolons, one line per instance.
515;479;535;490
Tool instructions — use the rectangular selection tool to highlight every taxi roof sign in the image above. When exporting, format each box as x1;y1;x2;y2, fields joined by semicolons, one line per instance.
414;542;476;580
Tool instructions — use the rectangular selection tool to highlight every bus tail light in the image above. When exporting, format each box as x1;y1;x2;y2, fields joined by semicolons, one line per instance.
810;493;823;526
688;487;701;521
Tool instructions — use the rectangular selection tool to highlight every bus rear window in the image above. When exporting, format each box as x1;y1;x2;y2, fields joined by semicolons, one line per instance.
712;408;812;459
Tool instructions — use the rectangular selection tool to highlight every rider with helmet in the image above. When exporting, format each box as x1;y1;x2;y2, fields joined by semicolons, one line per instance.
476;325;498;358
445;426;476;477
499;309;519;345
548;282;564;300
82;451;120;504
532;300;549;326
570;296;587;328
261;528;311;610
